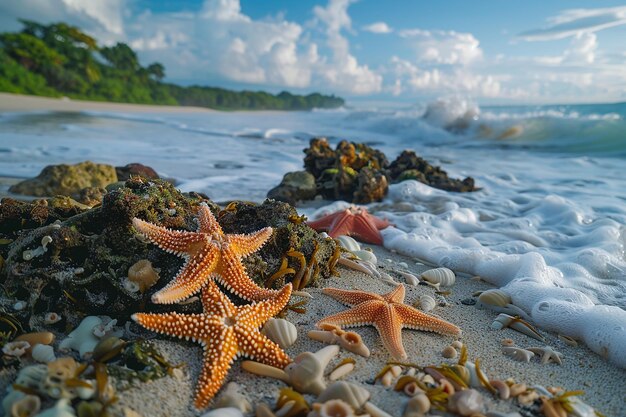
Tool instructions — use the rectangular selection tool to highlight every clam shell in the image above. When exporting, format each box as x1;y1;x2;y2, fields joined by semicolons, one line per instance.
421;268;455;286
478;289;511;307
353;249;377;264
417;295;436;312
335;235;361;252
261;318;297;349
318;381;370;410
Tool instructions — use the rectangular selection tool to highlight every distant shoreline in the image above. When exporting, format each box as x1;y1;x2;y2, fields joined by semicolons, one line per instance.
0;93;216;114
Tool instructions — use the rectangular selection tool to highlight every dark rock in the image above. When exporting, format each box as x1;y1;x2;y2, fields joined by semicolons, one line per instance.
9;161;118;197
115;163;159;181
353;167;388;204
267;171;317;205
73;186;107;207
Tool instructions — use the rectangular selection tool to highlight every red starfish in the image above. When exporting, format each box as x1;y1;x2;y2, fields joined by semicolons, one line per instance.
307;206;390;245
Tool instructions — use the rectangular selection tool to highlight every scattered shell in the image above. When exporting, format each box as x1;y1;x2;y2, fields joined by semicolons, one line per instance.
402;381;423;397
442;346;457;359
14;364;48;391
10;394;41;417
32;344;56;363
123;280;140;294
308;327;370;358
317;381;370;410
502;346;535;362
2;340;30;357
379;365;402;387
421;268;455;286
329;360;355;381
490;380;511;400
558;334;578;347
404;393;430;416
353;249;377;264
447;389;485;416
127;259;160;292
261;318;298;350
310;399;355;417
398;271;420;286
527;346;564;365
44;313;62;325
451;340;463;350
509;383;527;397
15;332;55;352
477;289;511;307
200;407;243;417
337;257;376;277
287;345;339;395
364;401;393;417
379;271;397;285
59;316;102;357
214;383;252;413
93;318;117;338
335;235;361;252
517;389;539;406
491;313;545;342
398;262;408;269
501;338;515;347
415;295;436;312
35;399;76;417
439;378;456;395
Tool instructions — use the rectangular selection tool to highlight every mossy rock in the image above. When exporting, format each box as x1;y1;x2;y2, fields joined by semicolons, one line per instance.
267;171;317;205
9;161;118;197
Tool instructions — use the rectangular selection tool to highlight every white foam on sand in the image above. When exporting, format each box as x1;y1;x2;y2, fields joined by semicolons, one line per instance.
379;180;626;368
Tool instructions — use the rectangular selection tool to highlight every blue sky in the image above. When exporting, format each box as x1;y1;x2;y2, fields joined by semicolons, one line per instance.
1;0;626;104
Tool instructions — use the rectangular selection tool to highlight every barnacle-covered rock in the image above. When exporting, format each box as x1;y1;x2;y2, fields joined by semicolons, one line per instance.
267;171;317;205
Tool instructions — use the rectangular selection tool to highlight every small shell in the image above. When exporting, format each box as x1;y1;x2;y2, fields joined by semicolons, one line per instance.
127;259;160;292
421;268;455;286
447;389;485;416
339;331;370;358
402;381;423;397
502;346;535;362
490;380;511;400
501;338;515;347
398;262;408;269
317;381;370;410
10;394;41;417
398;271;420;286
32;344;56;363
284;346;340;395
15;332;55;352
478;289;511;307
509;383;527;397
261;318;298;350
364;401;393;417
517;389;539;406
451;341;463;350
310;399;356;417
335;235;361;252
59;316;102;357
2;341;30;357
442;346;457;359
329;362;355;381
416;295;436;312
491;313;545;342
44;313;62;325
13;301;27;311
214;382;252;413
353;249;377;264
558;334;578;347
404;393;430;416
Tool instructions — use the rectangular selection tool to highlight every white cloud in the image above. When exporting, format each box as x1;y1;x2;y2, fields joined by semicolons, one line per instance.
399;29;483;65
518;6;626;41
362;22;392;34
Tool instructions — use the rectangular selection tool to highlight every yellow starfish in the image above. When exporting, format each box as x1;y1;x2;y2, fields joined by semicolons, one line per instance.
133;203;278;304
317;284;461;360
132;281;293;409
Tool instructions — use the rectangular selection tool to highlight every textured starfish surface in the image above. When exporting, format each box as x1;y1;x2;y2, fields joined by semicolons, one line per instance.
317;284;461;360
132;281;292;409
307;206;390;245
133;203;277;304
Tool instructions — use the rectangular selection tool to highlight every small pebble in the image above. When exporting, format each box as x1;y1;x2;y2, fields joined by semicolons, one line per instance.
385;258;393;263
442;346;458;359
398;262;408;269
460;298;476;306
13;301;27;311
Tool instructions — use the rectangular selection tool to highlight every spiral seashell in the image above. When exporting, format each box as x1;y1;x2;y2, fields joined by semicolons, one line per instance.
310;399;356;417
261;318;298;350
421;268;455;286
502;346;535;362
416;295;436;312
32;344;56;363
335;235;361;252
478;289;511;307
127;259;160;293
318;381;370;410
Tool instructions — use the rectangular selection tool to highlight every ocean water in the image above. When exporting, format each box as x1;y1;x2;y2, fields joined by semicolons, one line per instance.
1;98;625;367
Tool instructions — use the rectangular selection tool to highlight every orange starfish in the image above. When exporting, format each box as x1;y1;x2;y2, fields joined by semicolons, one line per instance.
132;281;293;409
133;203;278;304
307;206;390;245
317;284;461;360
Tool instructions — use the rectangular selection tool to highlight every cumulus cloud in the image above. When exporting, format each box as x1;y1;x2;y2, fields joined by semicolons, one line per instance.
362;22;392;34
518;6;626;41
399;29;483;65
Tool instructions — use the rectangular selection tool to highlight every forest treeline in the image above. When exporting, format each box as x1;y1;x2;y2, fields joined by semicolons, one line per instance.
0;20;345;110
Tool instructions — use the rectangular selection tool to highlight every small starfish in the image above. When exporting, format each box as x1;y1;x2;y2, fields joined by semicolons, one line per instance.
528;346;564;365
307;206;391;245
317;285;461;360
132;281;293;409
133;203;278;304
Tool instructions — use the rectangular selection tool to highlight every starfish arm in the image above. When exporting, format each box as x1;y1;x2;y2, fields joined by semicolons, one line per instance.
196;203;223;234
132;218;206;255
375;305;407;360
368;213;391;230
352;215;384;245
152;245;220;304
325;211;355;239
394;304;461;336
322;287;382;306
238;283;293;328
228;227;273;257
215;246;280;301
316;299;382;328
194;328;238;409
382;284;406;304
236;327;291;368
307;212;340;231
200;281;237;316
131;312;223;341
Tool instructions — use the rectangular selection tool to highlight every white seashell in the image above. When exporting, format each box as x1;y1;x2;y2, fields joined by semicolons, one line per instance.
404;393;430;416
329;362;355;381
337;257;375;277
93;318;117;338
261;318;298;349
59;316;102;357
509;383;527;397
213;382;252;413
417;295;436;312
567;396;596;417
309;399;356;417
491;313;545;342
527;346;563;365
490;380;511;400
364;401;393;417
398;271;419;286
35;399;76;417
284;345;340;395
2;340;30;357
379;271;398;285
44;313;61;325
307;328;370;358
353;249;377;264
451;340;463;350
12;393;42;417
478;289;511;307
200;407;243;417
421;268;455;286
447;389;485;416
32;344;56;363
318;381;370;410
335;235;361;252
502;346;535;362
398;262;408;269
